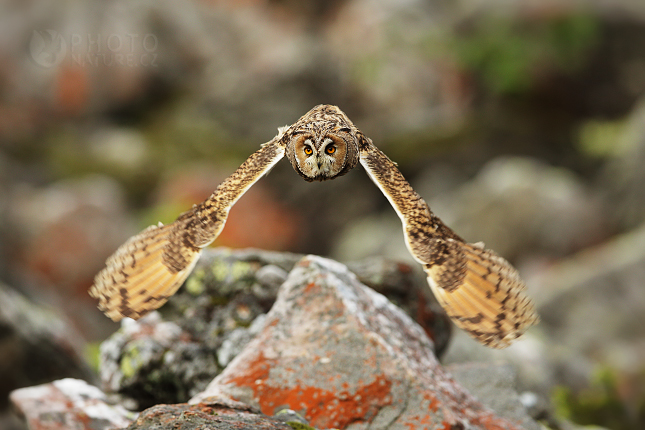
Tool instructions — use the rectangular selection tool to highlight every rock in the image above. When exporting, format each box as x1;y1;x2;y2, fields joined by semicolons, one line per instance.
10;378;135;430
217;314;268;368
423;156;606;261
10;379;316;430
126;402;297;430
527;221;645;414
447;363;541;430
600;98;645;231
10;252;541;430
0;282;93;410
192;255;535;430
273;408;310;425
97;248;304;408
5;174;135;339
99;311;220;409
346;256;453;356
333;154;607;272
444;222;645;429
98;247;447;409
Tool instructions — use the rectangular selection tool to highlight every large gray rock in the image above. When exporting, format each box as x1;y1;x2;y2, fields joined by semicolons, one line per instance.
447;363;540;430
192;255;535;430
443;222;645;430
97;247;446;409
601;99;645;231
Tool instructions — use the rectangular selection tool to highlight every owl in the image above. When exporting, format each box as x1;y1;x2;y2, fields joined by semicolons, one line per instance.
90;105;539;349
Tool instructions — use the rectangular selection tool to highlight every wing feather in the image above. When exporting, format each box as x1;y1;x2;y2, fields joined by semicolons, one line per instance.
427;242;539;348
359;139;539;348
90;138;286;321
90;222;201;321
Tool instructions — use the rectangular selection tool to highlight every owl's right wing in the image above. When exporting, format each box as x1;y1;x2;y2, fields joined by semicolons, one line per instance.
358;137;539;348
90;133;287;322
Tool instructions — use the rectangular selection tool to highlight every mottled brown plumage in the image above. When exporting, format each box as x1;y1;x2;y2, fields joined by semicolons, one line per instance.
90;104;539;348
90;132;287;321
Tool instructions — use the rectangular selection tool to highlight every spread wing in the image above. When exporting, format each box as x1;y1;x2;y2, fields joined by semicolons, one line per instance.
358;137;539;348
90;137;286;321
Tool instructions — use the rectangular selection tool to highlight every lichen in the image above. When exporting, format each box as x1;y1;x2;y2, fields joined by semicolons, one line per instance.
120;344;141;379
185;267;206;296
120;354;136;380
286;422;317;430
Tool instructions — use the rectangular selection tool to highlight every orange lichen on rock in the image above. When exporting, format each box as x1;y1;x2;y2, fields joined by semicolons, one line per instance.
192;256;529;430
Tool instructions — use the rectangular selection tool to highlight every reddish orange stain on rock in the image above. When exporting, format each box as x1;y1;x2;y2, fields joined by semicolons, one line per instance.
224;351;393;429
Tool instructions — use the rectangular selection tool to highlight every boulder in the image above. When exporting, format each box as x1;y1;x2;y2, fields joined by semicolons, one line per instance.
191;255;533;430
10;378;135;430
0;282;92;409
98;248;447;409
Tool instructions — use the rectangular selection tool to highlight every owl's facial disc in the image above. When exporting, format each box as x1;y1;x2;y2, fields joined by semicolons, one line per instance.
285;117;359;182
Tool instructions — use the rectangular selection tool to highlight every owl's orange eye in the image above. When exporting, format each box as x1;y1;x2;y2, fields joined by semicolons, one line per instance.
326;145;336;154
304;147;313;155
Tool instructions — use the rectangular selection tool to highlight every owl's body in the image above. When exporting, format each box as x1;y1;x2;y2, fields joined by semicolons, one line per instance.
90;105;539;348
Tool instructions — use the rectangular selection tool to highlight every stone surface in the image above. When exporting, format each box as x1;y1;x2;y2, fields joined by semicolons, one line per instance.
601;99;645;231
10;378;135;430
447;363;541;430
126;402;298;430
420;156;605;262
192;255;534;430
0;282;93;410
9;252;545;430
530;221;645;398
98;247;447;409
5;175;136;340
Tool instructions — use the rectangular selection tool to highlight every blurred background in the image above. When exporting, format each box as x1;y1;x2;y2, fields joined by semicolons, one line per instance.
1;0;645;429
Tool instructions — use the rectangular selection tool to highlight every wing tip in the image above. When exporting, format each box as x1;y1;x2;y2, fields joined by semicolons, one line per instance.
425;241;540;349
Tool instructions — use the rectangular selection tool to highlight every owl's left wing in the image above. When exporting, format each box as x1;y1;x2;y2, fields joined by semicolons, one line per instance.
358;137;539;348
90;133;287;321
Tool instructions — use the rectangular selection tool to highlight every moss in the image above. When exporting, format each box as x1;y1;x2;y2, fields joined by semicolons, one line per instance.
230;260;254;281
120;354;136;380
210;259;230;283
185;268;207;296
286;422;317;430
84;342;101;373
552;366;645;430
208;259;256;295
120;344;141;379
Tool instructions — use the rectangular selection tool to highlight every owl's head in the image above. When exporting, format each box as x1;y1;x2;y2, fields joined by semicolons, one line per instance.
285;105;360;182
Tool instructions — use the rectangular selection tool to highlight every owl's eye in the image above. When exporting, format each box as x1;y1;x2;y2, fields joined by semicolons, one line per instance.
326;145;336;154
304;147;313;156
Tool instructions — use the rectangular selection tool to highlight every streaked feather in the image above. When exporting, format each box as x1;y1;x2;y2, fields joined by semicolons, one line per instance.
89;138;286;321
426;242;539;349
359;138;539;348
89;222;200;321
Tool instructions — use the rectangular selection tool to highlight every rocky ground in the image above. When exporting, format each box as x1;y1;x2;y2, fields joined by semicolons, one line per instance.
6;247;632;430
10;250;543;430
